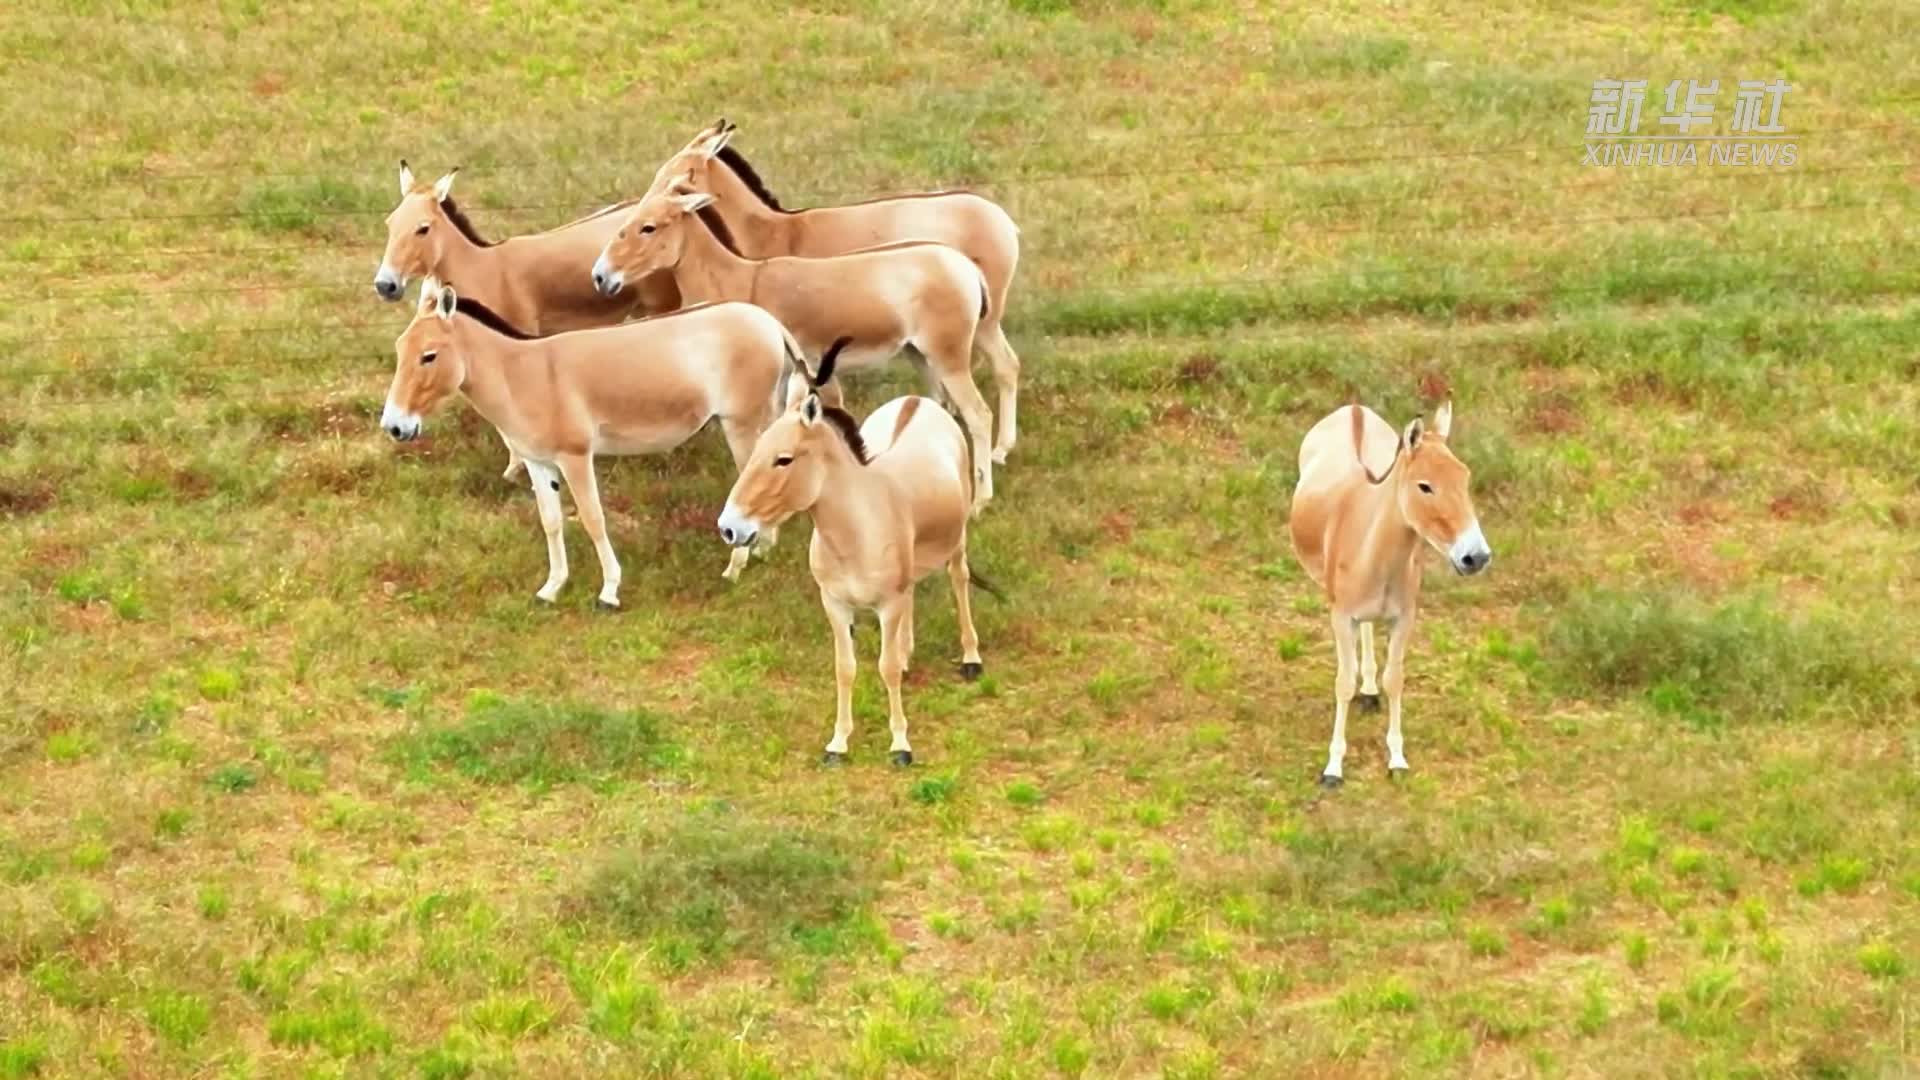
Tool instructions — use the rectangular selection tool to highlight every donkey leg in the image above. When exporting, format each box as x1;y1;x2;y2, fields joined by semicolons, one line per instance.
978;322;1021;465
879;594;915;767
928;355;996;516
501;432;526;481
1322;613;1360;787
1382;611;1416;776
1356;621;1382;710
821;591;858;765
947;543;984;681
524;460;569;603
557;454;622;609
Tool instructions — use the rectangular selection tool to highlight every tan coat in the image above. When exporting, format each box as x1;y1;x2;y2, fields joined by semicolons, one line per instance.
374;163;680;478
381;279;802;603
1288;402;1491;785
645;121;1024;461
717;354;985;766
593;190;1000;514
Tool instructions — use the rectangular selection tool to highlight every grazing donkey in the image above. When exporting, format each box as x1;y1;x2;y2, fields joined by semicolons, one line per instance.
1287;402;1492;787
380;277;803;603
715;342;989;767
645;120;1026;465
591;190;1000;515
374;162;680;479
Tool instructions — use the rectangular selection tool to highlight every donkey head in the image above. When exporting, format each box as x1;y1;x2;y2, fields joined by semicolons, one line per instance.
1394;402;1492;575
380;277;467;441
375;162;460;301
717;339;857;549
591;191;714;297
642;118;737;202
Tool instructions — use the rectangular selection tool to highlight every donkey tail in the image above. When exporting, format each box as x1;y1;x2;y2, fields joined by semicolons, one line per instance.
1351;402;1397;485
968;564;1005;602
974;264;991;322
776;324;809;410
808;336;853;389
779;323;807;374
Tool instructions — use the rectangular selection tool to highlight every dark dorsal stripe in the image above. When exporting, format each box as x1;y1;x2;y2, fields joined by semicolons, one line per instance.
820;405;871;465
887;396;922;452
714;145;787;213
454;294;534;339
693;204;742;255
714;145;973;214
456;296;723;339
438;197;497;248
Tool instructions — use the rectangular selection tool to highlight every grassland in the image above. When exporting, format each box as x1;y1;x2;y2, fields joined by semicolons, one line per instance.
2;0;1918;1075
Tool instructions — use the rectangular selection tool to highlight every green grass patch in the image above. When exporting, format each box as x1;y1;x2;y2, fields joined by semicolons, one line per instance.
391;694;680;788
240;178;372;234
570;805;876;964
1543;590;1918;722
1858;942;1904;979
143;989;212;1047
0;1037;49;1079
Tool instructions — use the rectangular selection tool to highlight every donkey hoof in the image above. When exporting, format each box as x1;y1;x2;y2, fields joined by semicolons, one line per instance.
821;751;850;767
1318;773;1345;790
1355;693;1382;712
890;750;914;768
594;598;621;613
959;661;984;681
1388;766;1410;781
991;448;1010;466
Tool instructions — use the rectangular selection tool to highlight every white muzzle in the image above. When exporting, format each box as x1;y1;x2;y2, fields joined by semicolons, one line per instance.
1448;520;1492;575
716;503;759;549
380;402;422;442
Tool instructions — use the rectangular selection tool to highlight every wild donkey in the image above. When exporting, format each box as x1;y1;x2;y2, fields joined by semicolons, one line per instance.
643;120;1026;464
374;162;679;478
716;343;989;767
1288;402;1492;786
381;278;803;601
591;191;1000;515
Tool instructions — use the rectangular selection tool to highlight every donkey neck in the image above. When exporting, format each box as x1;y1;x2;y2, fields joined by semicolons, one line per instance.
430;227;510;307
804;438;905;579
670;219;760;305
449;321;541;438
707;165;793;254
1343;465;1424;598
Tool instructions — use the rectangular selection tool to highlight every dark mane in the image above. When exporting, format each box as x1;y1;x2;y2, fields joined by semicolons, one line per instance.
819;405;871;465
693;204;742;255
713;146;787;213
439;197;497;248
453;294;534;339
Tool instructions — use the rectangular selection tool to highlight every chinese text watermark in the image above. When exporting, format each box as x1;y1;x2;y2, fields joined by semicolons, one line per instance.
1585;78;1796;167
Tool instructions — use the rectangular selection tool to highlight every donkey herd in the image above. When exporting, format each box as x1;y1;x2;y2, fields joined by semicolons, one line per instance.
370;119;1493;784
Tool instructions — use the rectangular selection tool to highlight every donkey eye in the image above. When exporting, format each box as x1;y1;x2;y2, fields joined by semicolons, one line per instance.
420;351;437;365
774;455;793;468
1417;482;1434;494
640;224;655;234
415;223;430;235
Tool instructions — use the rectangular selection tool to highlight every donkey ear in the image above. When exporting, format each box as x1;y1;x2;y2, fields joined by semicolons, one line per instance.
417;275;442;309
1433;400;1453;439
435;282;457;321
704;124;735;158
799;394;822;426
1403;417;1425;449
433;168;459;203
399;160;416;197
674;191;716;214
